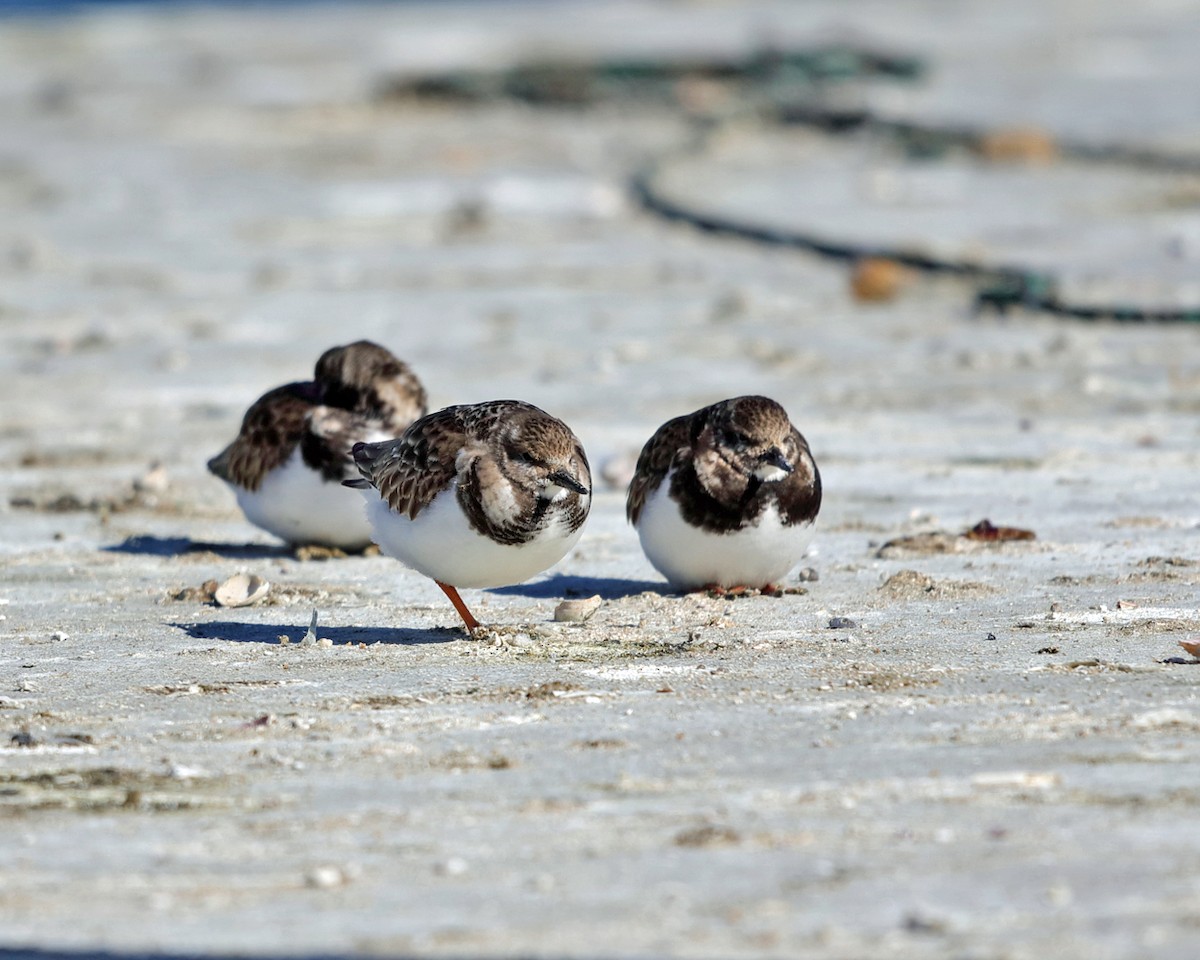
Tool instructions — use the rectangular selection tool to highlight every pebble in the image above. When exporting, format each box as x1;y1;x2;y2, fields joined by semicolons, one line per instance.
850;257;910;303
305;866;349;889
436;857;469;877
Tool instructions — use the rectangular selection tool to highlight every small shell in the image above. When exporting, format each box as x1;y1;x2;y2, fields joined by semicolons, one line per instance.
214;573;270;608
553;595;602;623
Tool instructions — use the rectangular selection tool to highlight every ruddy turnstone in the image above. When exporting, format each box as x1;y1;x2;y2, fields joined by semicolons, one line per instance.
626;395;821;590
208;340;427;550
345;400;591;632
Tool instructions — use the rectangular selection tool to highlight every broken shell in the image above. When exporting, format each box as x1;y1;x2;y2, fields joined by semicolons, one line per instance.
554;595;602;623
1178;639;1200;659
214;573;270;608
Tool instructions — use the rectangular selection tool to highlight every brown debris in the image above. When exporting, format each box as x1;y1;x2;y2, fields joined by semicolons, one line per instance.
850;257;911;303
879;569;994;599
878;519;1035;557
975;127;1060;164
879;569;937;597
963;519;1036;542
876;531;962;557
293;544;349;561
524;681;581;700
675;824;742;848
701;584;806;599
167;580;219;603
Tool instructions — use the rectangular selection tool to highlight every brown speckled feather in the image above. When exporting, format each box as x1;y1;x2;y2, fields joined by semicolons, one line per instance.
626;396;822;533
349;404;472;520
350;400;591;544
315;340;427;432
626;413;691;524
207;383;318;492
209;341;428;494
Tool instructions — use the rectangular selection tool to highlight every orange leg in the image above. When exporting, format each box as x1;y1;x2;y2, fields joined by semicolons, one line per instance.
436;581;482;633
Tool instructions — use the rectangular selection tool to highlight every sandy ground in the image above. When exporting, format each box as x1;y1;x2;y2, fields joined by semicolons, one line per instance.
2;1;1200;958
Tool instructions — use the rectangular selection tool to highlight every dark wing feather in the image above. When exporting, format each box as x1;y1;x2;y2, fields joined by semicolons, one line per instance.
302;406;374;483
350;405;471;519
349;400;560;519
207;384;313;492
776;426;822;526
626;412;693;524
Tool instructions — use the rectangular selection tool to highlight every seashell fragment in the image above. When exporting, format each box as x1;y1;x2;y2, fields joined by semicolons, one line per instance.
214;573;270;608
554;595;601;623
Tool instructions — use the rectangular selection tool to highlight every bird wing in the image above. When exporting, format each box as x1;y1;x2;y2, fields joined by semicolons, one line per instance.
207;384;313;492
626;412;693;524
349;405;472;519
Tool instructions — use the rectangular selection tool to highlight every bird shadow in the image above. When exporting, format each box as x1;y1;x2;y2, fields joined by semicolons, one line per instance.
105;535;288;560
487;573;670;600
172;620;458;646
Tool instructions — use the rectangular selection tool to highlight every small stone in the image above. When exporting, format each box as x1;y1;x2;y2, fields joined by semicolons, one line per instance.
795;567;820;582
850;257;911;303
51;631;68;641
827;617;857;630
305;866;348;889
436;857;469;877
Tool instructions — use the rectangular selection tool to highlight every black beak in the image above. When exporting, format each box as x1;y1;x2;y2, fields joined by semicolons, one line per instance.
761;448;793;474
548;470;589;496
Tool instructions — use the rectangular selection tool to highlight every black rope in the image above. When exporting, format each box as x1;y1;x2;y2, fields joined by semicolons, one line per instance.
386;47;1200;324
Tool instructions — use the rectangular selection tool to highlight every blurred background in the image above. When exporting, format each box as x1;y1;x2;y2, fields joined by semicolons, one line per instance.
4;0;1199;532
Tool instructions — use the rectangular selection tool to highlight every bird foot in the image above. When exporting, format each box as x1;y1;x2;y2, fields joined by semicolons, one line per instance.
696;583;807;599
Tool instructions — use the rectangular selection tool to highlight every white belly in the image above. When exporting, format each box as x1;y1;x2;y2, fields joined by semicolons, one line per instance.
233;449;372;550
362;483;585;588
636;480;814;589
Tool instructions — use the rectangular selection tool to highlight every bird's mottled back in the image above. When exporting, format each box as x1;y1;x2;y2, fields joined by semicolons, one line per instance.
206;382;320;491
314;340;427;431
349;400;591;546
